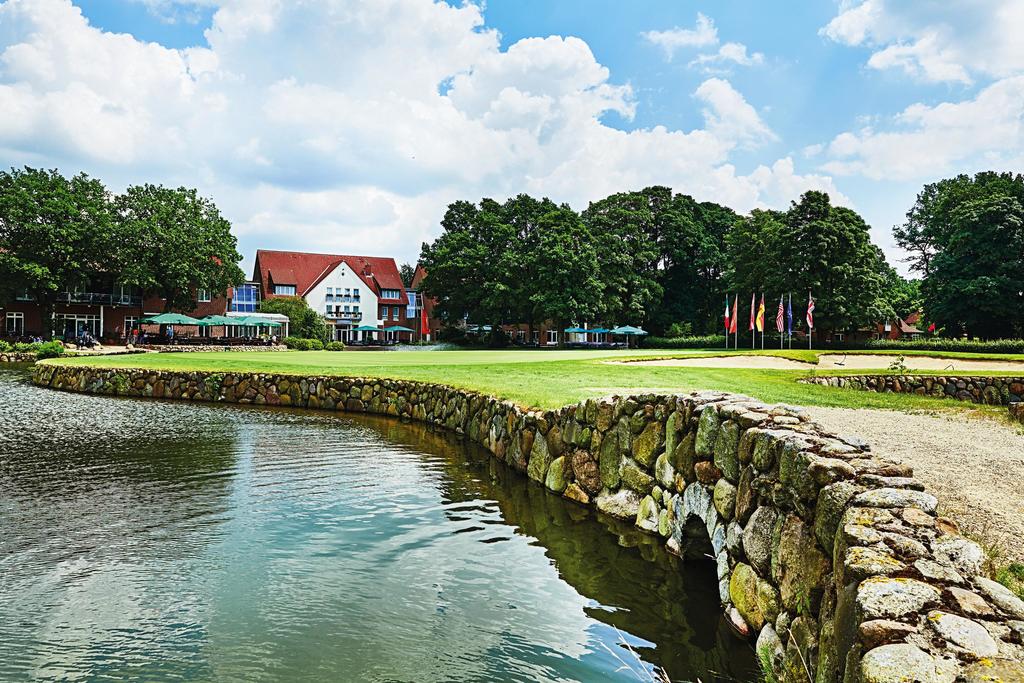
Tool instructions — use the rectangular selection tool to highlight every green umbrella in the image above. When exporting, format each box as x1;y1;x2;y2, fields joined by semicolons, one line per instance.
588;327;611;334
353;325;381;332
609;325;648;335
140;312;202;325
564;326;588;333
198;315;235;326
236;316;282;327
384;325;414;332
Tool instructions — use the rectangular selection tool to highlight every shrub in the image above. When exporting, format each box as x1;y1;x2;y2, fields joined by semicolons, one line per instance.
0;340;11;353
324;341;345;351
644;334;728;349
308;339;324;351
34;341;65;359
283;336;312;350
14;342;34;353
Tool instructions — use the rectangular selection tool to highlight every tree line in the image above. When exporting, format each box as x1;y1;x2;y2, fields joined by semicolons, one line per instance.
418;188;922;341
0;167;244;337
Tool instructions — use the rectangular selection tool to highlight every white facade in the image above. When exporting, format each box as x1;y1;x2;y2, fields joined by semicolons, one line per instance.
304;262;381;341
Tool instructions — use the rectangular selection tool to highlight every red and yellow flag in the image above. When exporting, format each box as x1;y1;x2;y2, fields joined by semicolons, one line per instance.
755;294;765;332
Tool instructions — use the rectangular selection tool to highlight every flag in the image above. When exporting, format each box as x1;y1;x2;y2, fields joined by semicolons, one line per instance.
807;294;815;330
928;322;936;333
756;294;765;332
786;294;793;335
749;293;755;331
724;296;731;331
776;296;784;333
730;294;738;333
421;306;430;336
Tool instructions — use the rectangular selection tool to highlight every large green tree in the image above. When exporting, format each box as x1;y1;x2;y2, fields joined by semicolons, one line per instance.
113;184;244;312
527;206;602;345
581;190;662;327
727;192;890;338
921;196;1024;338
0;167;113;337
895;171;1024;276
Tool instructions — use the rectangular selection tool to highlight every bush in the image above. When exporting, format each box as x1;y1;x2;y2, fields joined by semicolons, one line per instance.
283;336;313;350
308;338;324;351
0;340;11;353
855;337;1024;354
324;341;345;351
33;341;65;359
645;334;728;349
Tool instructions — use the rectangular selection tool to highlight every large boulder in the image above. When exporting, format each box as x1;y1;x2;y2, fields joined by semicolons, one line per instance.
695;406;720;459
774;514;830;614
859;644;957;683
729;563;765;629
527;430;553;483
743;505;779;577
856;577;941;621
596;489;641;520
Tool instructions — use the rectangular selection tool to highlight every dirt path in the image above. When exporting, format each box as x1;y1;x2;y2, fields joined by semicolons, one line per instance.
808;407;1024;564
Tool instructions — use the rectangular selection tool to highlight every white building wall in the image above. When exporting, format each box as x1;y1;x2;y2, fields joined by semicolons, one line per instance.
304;263;381;339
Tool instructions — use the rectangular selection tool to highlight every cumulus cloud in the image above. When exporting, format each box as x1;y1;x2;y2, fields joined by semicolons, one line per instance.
690;42;765;70
820;0;1024;84
0;0;844;266
641;13;718;60
819;76;1024;180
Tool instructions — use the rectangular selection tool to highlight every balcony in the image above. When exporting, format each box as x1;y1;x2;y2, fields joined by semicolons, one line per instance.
56;292;143;306
326;311;363;322
326;295;361;304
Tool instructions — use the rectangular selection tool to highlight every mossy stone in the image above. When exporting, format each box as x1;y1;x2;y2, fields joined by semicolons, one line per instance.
632;420;664;467
544;455;569;493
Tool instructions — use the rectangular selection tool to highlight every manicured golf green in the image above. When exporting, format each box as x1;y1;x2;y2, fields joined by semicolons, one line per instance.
48;347;1024;411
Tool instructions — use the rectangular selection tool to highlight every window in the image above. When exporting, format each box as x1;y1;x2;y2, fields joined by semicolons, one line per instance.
6;312;24;336
54;313;100;338
392;306;401;320
547;330;557;344
15;288;32;301
231;283;260;313
274;284;296;296
197;289;212;303
344;288;350;296
326;287;334;299
124;316;138;333
352;288;360;299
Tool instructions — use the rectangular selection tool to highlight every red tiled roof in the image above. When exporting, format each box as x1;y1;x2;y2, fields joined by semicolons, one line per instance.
254;249;407;301
904;311;922;325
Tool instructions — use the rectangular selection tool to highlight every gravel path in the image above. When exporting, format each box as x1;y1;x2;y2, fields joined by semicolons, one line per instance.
808;407;1024;564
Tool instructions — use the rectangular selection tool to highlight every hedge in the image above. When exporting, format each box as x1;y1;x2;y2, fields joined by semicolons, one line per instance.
644;335;728;349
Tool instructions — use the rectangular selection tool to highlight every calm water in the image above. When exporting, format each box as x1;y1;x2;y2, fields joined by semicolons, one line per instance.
0;367;756;682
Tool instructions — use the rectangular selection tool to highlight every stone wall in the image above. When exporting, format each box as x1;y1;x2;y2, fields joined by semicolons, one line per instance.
31;363;1024;682
1011;403;1024;425
0;352;36;363
802;374;1024;406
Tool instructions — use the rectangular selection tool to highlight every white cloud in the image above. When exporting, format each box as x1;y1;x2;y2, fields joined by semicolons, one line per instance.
641;13;717;60
820;0;1024;84
819;76;1024;180
690;42;765;70
0;0;843;267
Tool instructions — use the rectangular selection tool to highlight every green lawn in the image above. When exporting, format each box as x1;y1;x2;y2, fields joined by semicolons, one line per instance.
47;347;1024;411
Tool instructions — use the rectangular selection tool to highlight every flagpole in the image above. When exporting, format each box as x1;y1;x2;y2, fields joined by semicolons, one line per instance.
808;290;813;351
788;292;792;350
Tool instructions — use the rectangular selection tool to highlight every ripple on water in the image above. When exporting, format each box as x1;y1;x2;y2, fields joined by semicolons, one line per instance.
0;368;756;682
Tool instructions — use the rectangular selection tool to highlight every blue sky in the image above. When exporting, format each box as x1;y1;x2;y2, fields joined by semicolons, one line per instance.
3;0;1023;276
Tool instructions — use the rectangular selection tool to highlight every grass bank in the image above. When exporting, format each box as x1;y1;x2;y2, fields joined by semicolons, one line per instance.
44;347;1023;411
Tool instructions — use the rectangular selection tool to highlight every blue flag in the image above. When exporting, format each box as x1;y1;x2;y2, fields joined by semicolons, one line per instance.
786;294;793;334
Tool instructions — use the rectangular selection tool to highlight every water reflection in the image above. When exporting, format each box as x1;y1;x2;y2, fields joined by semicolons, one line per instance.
0;368;755;682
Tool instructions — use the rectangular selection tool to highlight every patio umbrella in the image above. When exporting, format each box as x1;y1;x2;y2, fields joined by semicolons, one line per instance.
609;325;648;335
563;326;588;333
588;327;611;334
384;325;414;332
140;312;202;325
353;325;381;332
237;316;282;327
197;315;234;326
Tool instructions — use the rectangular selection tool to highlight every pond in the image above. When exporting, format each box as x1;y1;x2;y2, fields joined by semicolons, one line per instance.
0;366;756;682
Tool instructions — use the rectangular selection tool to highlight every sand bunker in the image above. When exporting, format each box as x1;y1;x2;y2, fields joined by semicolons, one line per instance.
816;354;1024;372
625;356;813;369
620;353;1024;371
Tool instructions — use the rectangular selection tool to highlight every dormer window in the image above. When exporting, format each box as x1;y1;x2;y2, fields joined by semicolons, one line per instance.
274;285;296;296
381;288;402;299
